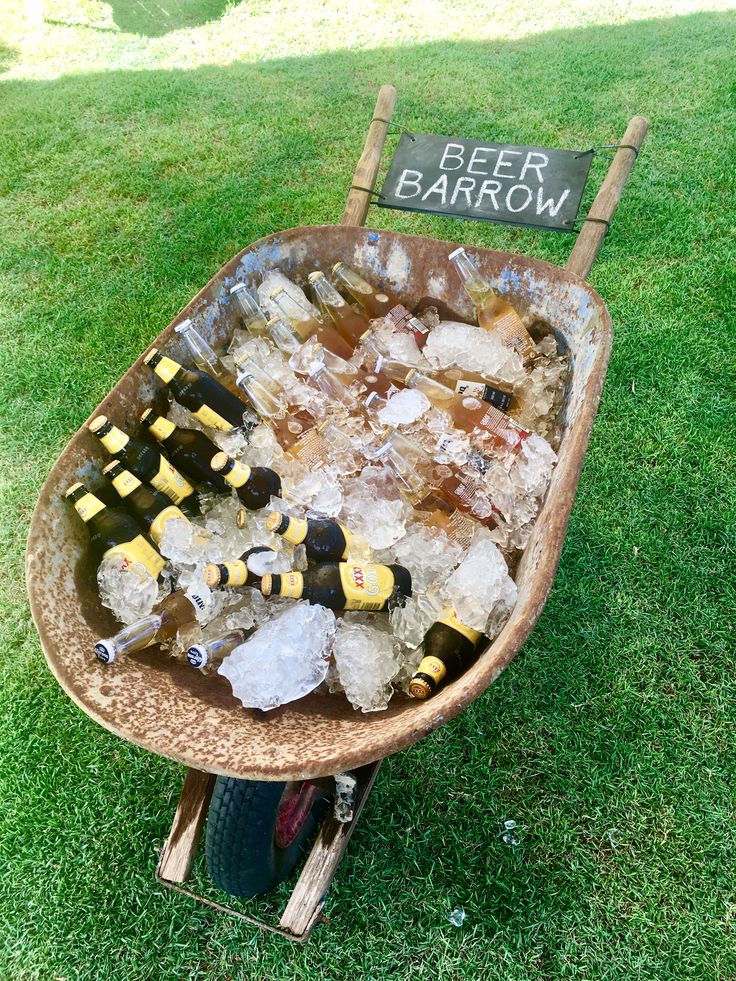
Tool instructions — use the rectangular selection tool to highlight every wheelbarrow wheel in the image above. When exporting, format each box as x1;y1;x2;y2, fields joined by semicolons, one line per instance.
205;776;330;897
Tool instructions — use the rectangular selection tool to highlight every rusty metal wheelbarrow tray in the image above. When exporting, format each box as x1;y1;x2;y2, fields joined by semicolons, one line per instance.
26;222;611;781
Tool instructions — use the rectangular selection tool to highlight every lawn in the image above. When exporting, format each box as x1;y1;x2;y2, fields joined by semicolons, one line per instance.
1;1;735;978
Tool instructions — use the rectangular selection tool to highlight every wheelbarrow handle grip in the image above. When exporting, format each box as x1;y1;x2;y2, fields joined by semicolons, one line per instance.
341;84;397;228
566;115;649;281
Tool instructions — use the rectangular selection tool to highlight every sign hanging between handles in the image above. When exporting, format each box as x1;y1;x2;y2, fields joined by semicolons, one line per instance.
378;133;593;232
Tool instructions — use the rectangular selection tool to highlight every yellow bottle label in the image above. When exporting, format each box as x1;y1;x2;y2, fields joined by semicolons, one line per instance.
152;355;181;384
277;571;304;599
193;403;234;432
74;493;105;522
104;535;165;579
221;561;248;586
99;426;129;455
415;655;447;685
339;563;395;611
437;609;483;645
111;470;141;498
148;416;176;441
150;458;194;503
281;517;308;546
149;505;188;546
223;460;252;488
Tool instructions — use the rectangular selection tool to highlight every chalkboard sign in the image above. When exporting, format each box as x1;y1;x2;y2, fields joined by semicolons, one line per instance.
379;133;592;232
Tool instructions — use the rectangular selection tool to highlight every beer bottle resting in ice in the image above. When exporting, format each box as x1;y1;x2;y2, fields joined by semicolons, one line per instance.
187;628;253;673
94;589;207;664
265;512;357;562
270;287;355;362
204;546;280;588
89;415;199;517
65;482;165;580
309;271;371;349
174;319;240;396
144;348;252;432
409;610;485;699
102;460;189;547
210;452;281;510
140;410;231;494
260;562;411;612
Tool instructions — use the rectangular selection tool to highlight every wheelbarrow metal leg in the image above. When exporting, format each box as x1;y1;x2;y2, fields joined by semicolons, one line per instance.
157;768;216;884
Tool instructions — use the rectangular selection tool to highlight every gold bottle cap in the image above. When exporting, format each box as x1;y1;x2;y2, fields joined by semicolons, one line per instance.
332;261;345;274
264;511;283;532
260;574;273;596
265;315;284;328
203;564;221;586
210;451;228;472
236;507;247;529
101;460;121;475
315;420;330;434
270;287;286;299
143;348;159;364
65;482;84;497
307;271;324;283
88;415;108;433
404;368;417;385
139;408;153;423
409;677;432;699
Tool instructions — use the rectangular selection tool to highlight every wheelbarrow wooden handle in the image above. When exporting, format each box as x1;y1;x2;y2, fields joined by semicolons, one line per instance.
342;84;397;228
566;115;649;281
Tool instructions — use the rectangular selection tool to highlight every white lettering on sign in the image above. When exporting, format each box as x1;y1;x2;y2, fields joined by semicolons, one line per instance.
438;143;466;171
422;174;449;204
492;149;523;179
536;186;570;216
506;184;533;213
475;179;501;209
520;151;549;183
451;176;476;207
395;169;423;199
467;146;497;175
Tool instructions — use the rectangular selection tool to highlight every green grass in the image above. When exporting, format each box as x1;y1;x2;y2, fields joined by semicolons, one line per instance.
1;2;736;978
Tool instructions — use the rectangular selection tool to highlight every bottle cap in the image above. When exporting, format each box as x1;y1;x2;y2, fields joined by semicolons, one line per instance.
307;271;324;283
139;408;153;423
408;677;431;699
447;247;466;261
270;287;286;299
264;511;284;532
404;368;418;384
174;319;192;333
101;460;121;475
88;415;108;433
331;261;345;274
260;574;273;597
186;645;208;668
230;283;247;295
203;564;222;586
143;348;159;364
94;640;116;664
236;507;247;529
64;482;84;497
210;452;228;472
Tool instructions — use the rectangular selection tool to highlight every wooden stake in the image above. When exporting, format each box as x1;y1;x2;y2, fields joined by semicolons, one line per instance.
341;85;397;228
157;769;216;884
566;115;649;281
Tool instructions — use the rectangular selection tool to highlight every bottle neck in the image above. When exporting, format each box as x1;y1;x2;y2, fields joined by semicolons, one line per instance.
94;612;164;663
108;466;142;498
149;352;183;384
96;422;129;455
221;459;253;489
145;415;176;442
70;488;106;522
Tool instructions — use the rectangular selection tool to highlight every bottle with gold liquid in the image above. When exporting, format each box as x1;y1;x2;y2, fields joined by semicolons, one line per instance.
448;247;537;365
271;287;355;361
210;451;281;509
308;271;371;348
89;415;200;517
204;546;279;588
230;283;268;337
65;482;165;580
187;628;253;673
409;610;484;699
404;369;528;455
260;562;411;612
140;410;230;493
144;348;252;432
266;314;303;355
331;262;402;320
93;588;207;664
265;512;357;562
102;460;190;547
174;319;240;396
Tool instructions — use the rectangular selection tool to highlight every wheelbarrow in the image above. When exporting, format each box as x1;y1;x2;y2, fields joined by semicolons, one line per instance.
25;85;648;941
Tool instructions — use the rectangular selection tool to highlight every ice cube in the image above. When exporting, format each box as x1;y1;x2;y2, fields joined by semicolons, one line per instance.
448;907;466;928
390;523;463;593
341;466;410;549
218;603;335;710
96;556;165;625
286;469;344;517
332;620;401;712
442;529;517;635
378;389;431;427
423;321;525;386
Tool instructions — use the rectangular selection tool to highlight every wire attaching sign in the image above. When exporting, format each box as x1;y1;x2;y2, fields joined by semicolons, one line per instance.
379;133;592;232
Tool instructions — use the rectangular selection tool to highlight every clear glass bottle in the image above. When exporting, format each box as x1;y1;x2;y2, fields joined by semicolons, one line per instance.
271;287;355;361
308;271;371;348
230;283;268;336
174;319;240;396
93;589;206;663
331;262;402;319
187;629;252;673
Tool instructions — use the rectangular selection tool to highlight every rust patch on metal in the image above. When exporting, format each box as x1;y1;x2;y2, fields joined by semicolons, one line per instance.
26;225;612;781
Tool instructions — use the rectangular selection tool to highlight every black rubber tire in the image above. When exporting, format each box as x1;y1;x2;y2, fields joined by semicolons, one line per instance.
205;777;328;898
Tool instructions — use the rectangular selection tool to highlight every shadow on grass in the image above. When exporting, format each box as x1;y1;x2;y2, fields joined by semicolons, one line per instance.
0;37;17;73
108;0;232;36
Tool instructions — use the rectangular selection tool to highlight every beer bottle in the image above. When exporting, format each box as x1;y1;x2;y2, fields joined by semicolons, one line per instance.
233;356;285;397
448;247;537;365
289;339;358;385
204;546;278;587
260;562;411;612
65;482;165;580
404;369;528;455
380;304;432;349
266;314;303;355
331;262;402;319
187;628;253;673
102;460;189;547
271;287;355;361
140;410;230;493
143;348;252;432
409;610;484;699
210;452;281;509
89;415;199;517
230;283;268;336
265;512;356;562
308;271;371;348
174;319;240;396
93;588;207;664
